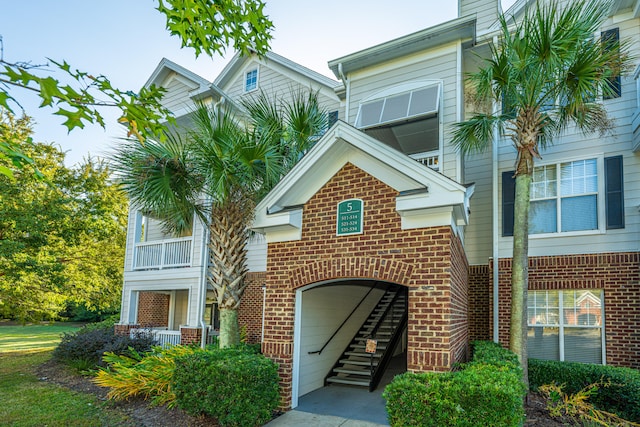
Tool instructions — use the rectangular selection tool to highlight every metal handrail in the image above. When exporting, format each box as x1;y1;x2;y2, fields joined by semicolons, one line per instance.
308;283;378;355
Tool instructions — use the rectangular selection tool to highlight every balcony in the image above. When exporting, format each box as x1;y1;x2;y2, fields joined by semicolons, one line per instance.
133;236;192;270
411;150;440;171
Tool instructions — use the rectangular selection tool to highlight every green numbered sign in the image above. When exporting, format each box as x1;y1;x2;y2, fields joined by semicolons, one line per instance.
337;199;363;236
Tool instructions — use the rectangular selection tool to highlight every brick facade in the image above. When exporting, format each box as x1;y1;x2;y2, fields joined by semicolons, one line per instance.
262;163;470;408
468;265;491;342
490;252;640;368
137;292;170;327
114;323;139;336
239;272;266;344
180;326;202;345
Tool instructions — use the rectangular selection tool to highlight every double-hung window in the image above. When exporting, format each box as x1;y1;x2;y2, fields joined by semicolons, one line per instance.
502;155;624;236
530;159;598;234
245;68;258;92
528;289;604;364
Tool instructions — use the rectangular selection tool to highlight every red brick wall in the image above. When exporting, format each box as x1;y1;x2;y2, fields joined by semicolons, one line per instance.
137;292;169;327
491;252;639;368
180;327;202;345
468;264;491;342
239;272;266;344
262;163;470;408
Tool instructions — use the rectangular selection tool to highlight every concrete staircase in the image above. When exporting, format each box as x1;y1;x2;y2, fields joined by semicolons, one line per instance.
325;285;407;391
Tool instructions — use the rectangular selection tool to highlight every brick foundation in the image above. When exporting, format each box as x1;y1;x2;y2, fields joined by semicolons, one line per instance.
263;163;471;408
180;327;202;345
490;252;640;368
238;272;266;344
468;264;491;342
137;292;170;327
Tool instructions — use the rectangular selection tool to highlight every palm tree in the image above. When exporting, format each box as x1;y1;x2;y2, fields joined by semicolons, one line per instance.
452;0;629;387
113;90;327;348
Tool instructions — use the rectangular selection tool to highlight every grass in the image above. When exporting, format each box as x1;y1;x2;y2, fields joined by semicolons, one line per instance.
0;323;134;426
0;322;83;352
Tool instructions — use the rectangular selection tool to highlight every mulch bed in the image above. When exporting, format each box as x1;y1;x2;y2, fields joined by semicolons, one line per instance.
36;358;569;426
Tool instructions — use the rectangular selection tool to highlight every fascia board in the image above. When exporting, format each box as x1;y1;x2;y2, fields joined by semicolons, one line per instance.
328;16;476;77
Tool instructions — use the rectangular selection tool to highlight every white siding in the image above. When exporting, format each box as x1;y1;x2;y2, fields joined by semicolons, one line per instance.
345;45;461;182
459;0;499;34
494;15;640;260
159;73;198;114
247;233;267;272
297;285;384;397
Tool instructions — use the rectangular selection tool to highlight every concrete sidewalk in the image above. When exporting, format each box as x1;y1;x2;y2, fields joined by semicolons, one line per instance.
264;410;387;426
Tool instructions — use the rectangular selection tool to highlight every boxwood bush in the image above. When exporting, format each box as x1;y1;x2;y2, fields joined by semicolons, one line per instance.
383;341;525;427
173;347;279;427
529;358;640;422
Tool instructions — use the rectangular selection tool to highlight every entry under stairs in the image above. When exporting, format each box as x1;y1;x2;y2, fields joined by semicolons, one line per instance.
325;285;407;392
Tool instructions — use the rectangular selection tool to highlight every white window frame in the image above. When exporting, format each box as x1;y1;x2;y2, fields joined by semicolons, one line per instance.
529;155;605;239
527;289;606;364
244;68;259;93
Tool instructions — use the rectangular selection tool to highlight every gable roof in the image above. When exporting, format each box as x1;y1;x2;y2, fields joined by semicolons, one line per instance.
144;57;217;99
328;15;476;78
253;121;474;242
214;51;341;91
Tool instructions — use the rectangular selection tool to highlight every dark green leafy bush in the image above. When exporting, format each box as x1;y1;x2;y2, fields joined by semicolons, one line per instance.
384;341;525;427
53;323;155;369
173;347;279;427
529;358;640;422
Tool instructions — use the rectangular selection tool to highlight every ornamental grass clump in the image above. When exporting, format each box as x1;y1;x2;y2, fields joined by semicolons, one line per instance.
94;345;197;407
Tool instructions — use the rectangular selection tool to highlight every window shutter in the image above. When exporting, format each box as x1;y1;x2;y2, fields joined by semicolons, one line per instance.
502;171;516;236
601;28;621;99
605;155;624;229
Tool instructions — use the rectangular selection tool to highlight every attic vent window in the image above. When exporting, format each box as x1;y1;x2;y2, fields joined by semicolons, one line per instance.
356;84;440;129
245;68;258;92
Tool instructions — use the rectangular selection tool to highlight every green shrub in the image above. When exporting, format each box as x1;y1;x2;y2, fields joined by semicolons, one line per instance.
53;323;155;370
384;341;525;427
173;347;279;427
529;359;640;422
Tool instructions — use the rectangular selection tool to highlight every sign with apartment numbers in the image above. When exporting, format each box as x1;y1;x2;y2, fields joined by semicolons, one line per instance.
337;199;363;236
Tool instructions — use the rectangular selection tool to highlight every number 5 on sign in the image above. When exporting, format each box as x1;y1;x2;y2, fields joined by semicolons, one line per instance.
337;198;363;236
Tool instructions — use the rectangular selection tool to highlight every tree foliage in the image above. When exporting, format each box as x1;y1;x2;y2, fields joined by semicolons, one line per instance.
112;90;327;347
0;110;128;322
0;0;274;178
452;0;630;388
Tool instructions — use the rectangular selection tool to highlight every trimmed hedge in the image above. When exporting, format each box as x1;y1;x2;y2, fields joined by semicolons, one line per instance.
529;358;640;422
173;347;279;427
383;341;525;427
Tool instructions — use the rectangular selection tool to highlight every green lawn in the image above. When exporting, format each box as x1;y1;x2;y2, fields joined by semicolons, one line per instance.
0;323;134;426
0;323;82;352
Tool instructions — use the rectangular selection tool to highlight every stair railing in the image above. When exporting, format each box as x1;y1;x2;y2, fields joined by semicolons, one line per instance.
369;291;407;391
308;283;378;355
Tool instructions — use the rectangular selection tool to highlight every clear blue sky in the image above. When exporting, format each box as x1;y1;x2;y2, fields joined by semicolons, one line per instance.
1;1;515;166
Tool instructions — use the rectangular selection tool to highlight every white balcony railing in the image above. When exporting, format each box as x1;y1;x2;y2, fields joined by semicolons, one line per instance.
133;236;192;270
411;150;440;171
131;328;181;348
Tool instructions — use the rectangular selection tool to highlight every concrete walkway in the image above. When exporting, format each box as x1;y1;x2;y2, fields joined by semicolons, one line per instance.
264;410;387;426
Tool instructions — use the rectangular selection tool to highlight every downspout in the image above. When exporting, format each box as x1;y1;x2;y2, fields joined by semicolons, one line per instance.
261;283;266;342
492;35;500;343
199;217;210;349
338;63;350;123
456;42;463;183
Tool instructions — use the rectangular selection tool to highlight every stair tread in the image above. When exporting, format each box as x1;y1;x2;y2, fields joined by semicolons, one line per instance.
333;368;371;376
326;377;370;386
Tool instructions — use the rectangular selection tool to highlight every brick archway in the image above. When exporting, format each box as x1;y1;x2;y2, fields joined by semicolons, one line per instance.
289;256;414;290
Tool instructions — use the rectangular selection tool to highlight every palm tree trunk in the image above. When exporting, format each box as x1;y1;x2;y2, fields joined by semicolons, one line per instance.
511;167;531;389
218;308;240;348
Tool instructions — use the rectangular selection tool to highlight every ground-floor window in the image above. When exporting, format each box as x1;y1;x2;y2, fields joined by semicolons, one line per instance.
527;289;604;364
